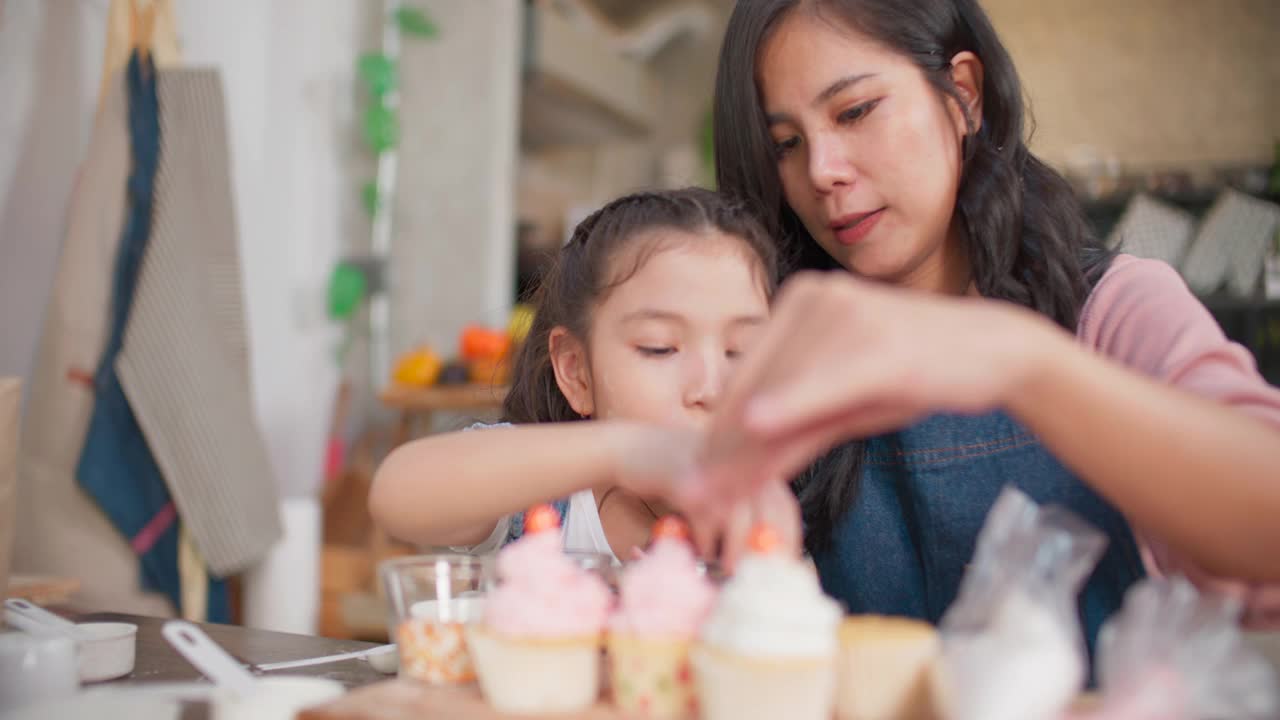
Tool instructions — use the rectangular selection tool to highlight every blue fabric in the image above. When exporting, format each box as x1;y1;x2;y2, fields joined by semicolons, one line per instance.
75;53;228;622
813;410;1145;663
507;499;571;544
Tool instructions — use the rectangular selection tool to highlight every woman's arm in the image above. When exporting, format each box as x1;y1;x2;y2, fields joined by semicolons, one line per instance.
369;421;695;547
695;271;1280;582
1005;321;1280;581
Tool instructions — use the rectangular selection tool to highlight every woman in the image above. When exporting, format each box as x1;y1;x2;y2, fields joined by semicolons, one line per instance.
695;0;1280;648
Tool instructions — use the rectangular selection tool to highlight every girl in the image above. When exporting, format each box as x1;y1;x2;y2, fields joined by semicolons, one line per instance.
691;0;1280;650
370;187;798;562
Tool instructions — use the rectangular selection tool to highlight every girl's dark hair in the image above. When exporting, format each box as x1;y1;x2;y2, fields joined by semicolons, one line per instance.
503;187;780;425
713;0;1115;553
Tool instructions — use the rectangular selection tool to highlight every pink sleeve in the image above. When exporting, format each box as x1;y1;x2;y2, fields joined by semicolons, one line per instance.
1078;254;1280;627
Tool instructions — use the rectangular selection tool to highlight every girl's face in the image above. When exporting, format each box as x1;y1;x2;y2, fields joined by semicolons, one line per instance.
758;10;980;293
551;231;770;429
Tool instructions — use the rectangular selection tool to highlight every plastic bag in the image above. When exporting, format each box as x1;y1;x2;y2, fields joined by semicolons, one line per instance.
931;486;1108;720
1070;575;1279;720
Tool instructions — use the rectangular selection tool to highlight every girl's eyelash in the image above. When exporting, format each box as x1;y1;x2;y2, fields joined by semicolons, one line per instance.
637;346;676;357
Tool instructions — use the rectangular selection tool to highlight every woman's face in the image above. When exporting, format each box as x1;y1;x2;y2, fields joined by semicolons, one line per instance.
758;10;978;292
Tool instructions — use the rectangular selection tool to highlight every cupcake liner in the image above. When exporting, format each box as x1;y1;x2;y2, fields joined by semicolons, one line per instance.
396;618;475;685
691;643;836;720
608;633;696;719
836;616;939;720
466;624;602;715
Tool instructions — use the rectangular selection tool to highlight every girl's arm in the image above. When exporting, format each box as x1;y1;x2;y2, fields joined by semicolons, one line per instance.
369;421;695;547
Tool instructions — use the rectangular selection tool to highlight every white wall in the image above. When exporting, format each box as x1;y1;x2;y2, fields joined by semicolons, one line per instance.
174;0;365;498
0;0;106;395
393;1;523;357
985;0;1280;172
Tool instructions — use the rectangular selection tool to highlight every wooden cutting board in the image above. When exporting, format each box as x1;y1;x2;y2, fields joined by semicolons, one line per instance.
298;678;1108;720
298;680;630;720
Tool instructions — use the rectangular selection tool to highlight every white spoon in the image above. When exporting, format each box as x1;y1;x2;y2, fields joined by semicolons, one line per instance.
4;599;87;641
162;620;258;699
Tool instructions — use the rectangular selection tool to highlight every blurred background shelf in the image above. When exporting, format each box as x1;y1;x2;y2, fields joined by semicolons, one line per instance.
520;1;659;148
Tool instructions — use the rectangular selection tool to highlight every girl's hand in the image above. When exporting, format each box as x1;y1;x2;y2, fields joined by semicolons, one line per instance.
688;271;1065;515
603;421;705;502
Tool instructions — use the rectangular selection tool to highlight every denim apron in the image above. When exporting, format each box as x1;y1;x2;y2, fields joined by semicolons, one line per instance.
813;410;1146;659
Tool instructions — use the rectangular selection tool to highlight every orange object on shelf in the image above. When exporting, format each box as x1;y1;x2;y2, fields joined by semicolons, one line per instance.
459;326;511;362
467;355;511;387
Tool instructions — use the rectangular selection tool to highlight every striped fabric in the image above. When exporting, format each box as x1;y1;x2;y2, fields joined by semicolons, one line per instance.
1181;189;1280;297
115;69;281;576
1106;193;1196;268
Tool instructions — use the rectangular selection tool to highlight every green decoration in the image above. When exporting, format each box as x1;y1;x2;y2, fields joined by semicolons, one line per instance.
395;6;439;38
357;53;398;98
327;263;367;320
361;180;381;217
362;103;400;153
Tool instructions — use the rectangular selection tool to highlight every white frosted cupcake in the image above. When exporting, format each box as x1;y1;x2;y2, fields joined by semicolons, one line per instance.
836;615;939;720
691;525;842;720
466;505;612;715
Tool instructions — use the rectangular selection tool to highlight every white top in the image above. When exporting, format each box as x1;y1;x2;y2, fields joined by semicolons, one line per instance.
451;423;617;561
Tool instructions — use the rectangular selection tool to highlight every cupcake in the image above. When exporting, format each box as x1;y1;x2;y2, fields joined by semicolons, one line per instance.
466;505;612;715
836;616;939;720
608;516;717;719
691;525;842;720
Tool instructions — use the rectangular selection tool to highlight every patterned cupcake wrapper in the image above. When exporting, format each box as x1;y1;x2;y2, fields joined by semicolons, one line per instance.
609;636;696;719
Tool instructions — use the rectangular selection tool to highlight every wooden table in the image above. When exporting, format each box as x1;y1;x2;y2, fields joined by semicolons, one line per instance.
379;383;509;447
54;612;1280;720
61;612;384;720
81;612;385;688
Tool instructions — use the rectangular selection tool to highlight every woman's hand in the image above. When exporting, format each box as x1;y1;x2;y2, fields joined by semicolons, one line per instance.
605;423;802;570
687;271;1066;514
683;478;802;573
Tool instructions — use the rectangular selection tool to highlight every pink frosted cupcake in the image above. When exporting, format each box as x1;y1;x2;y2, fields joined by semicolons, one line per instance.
609;517;717;719
466;505;612;715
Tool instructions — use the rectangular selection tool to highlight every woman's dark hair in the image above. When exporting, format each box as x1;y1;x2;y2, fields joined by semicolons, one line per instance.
713;0;1115;553
503;187;780;424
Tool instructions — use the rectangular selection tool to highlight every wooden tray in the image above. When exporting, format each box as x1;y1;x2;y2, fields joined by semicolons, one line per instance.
297;676;1114;719
298;680;629;720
